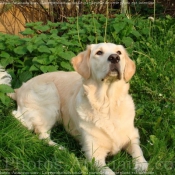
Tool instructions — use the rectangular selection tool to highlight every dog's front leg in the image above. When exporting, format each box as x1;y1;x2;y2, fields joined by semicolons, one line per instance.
83;143;115;175
125;137;148;172
88;153;115;175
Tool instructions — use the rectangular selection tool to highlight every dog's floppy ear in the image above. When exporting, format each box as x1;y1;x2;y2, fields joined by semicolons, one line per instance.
124;53;136;82
71;45;91;79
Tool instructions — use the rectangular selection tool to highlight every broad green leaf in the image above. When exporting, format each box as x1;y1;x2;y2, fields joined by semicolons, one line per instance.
33;37;45;45
19;71;33;83
25;22;36;27
59;39;73;46
29;65;39;71
0;92;11;106
49;55;56;62
40;65;47;73
0;57;14;67
142;28;150;35
16;59;24;65
49;48;56;53
60;24;68;30
123;17;134;24
113;22;126;33
40;33;48;41
50;33;58;39
0;51;10;58
27;44;35;53
58;51;75;60
0;43;5;50
23;38;31;42
33;22;43;26
33;57;44;64
46;40;57;46
97;36;104;42
34;25;50;32
0;84;14;93
33;56;51;65
122;37;134;47
40;65;58;73
50;29;58;34
47;21;59;27
47;65;58;72
88;36;95;42
21;28;34;35
14;46;27;55
55;45;64;53
71;41;81;46
131;30;141;38
38;45;51;53
61;61;72;71
68;31;78;35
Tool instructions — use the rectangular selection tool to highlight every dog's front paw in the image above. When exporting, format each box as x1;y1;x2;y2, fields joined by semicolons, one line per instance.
134;160;148;172
101;167;115;175
12;110;17;116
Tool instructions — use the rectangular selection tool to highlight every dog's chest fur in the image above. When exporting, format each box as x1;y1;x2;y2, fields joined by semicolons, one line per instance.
76;80;135;153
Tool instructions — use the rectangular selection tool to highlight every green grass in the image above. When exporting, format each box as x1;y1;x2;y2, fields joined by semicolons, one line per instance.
0;16;175;174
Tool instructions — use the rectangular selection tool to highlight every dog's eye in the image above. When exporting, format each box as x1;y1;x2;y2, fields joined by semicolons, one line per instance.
96;51;103;55
117;51;121;55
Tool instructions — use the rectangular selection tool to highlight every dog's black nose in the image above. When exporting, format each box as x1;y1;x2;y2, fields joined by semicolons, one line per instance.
108;54;120;64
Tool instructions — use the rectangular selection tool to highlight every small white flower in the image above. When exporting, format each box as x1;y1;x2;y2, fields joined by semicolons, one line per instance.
158;93;163;97
148;16;155;22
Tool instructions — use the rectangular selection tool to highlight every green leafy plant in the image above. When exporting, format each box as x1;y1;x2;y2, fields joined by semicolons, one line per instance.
0;84;14;106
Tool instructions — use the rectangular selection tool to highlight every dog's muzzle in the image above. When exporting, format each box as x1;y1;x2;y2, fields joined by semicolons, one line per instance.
108;54;121;80
101;54;122;81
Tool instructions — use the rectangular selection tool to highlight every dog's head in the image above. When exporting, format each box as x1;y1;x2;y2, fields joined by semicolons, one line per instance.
71;43;135;82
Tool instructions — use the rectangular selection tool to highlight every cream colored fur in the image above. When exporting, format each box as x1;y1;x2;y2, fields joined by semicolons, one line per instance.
0;66;12;86
2;43;148;174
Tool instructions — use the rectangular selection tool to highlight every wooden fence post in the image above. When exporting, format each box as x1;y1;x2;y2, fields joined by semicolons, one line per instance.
121;0;128;13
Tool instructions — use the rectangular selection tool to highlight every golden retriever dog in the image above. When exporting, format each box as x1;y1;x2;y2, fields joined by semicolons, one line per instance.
1;43;148;174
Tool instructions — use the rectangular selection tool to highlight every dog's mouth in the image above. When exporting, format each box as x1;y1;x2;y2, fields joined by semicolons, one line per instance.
102;64;121;81
109;63;121;79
